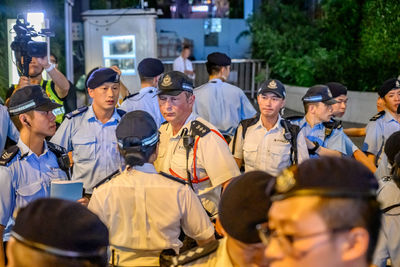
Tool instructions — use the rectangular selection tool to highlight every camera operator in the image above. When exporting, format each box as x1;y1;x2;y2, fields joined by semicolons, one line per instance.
6;55;70;125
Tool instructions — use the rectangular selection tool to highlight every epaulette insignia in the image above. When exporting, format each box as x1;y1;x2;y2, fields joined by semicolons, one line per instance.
161;240;219;266
191;120;211;137
0;146;20;166
47;142;67;155
65;106;88;119
122;92;139;101
161;120;168;125
159;172;187;185
116;109;126;118
370;110;385;121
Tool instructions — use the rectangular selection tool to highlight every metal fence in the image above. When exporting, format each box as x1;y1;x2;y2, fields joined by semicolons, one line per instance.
162;59;266;99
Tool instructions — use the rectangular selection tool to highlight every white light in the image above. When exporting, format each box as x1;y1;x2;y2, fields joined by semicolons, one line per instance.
27;12;45;40
192;5;209;12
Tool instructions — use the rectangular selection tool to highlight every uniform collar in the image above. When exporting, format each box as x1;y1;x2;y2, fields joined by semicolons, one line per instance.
133;163;158;174
209;78;223;84
86;105;121;123
167;112;198;138
300;117;324;130
255;115;282;132
383;109;398;123
17;138;49;158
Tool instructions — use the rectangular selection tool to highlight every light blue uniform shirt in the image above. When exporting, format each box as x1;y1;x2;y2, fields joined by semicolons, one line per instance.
292;117;347;158
119;86;165;128
193;78;256;136
51;106;124;193
0;104;19;152
373;171;400;267
0;139;67;240
362;110;400;164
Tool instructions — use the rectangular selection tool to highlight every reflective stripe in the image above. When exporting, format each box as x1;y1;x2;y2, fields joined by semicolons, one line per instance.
42;80;65;124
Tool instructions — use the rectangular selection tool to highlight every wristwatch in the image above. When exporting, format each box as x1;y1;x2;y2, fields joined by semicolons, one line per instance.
308;141;320;155
45;63;56;72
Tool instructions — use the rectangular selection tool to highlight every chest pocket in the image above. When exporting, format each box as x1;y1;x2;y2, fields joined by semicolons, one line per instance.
16;181;46;207
269;142;291;171
243;141;258;170
72;136;96;162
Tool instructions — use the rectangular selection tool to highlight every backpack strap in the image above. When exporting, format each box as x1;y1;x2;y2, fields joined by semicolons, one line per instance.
280;119;300;165
159;171;188;185
93;169;120;189
231;114;260;154
122;92;139;101
323;118;343;140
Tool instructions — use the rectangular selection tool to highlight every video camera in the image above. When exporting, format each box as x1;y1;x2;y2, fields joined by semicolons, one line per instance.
10;14;54;77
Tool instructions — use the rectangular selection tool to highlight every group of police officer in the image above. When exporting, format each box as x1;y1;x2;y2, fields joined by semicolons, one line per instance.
0;50;400;267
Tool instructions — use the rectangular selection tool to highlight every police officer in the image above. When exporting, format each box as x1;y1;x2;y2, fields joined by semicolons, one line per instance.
6;56;71;125
373;131;400;267
362;77;400;165
7;198;109;267
230;79;309;175
88;110;215;266
326;82;376;172
193;52;256;141
290;85;347;158
0;104;19;152
119;58;165;127
154;71;240;216
51;68;125;194
0;85;70;266
263;157;381;267
169;171;274;267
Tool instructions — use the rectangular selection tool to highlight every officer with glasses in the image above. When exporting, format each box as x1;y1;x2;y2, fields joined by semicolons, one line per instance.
257;156;381;267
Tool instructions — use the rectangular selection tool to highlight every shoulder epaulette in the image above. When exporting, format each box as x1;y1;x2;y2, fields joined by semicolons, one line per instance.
47;142;67;156
161;120;168;125
239;114;260;138
116;109;126;118
159;172;187;185
122;92;139;101
370;110;385;121
191;120;211;137
0;145;20;166
65;106;88;119
285;115;304;122
93;169;120;189
160;240;219;266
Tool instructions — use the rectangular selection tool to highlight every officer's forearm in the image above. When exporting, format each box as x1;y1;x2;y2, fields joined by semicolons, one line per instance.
343;127;366;137
0;225;5;267
366;153;376;165
353;150;377;173
317;147;342;157
46;68;70;98
233;157;242;168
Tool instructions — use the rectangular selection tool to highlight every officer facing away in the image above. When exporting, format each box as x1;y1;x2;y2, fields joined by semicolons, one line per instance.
230;79;309;176
6;198;109;267
154;71;240;217
51;68;126;195
89;110;214;266
263;157;381;267
0;85;70;266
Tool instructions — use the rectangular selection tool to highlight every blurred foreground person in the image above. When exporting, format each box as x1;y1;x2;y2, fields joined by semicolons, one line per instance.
164;171;274;267
89;110;214;266
6;198;109;267
263;157;381;267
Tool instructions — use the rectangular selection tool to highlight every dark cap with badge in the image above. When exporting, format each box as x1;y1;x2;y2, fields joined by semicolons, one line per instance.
138;58;164;78
326;82;347;98
206;52;231;66
257;79;286;99
302;84;337;105
378;77;400;98
219;171;275;244
157;71;194;96
86;67;120;89
272;157;378;201
116;110;159;150
11;198;109;259
8;85;62;116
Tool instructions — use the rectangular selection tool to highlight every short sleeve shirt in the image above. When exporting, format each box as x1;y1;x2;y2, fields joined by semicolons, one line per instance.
193;79;256;136
50;106;125;192
154;113;240;215
230;116;309;176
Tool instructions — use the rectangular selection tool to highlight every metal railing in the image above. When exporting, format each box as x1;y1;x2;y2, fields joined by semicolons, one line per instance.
162;59;266;99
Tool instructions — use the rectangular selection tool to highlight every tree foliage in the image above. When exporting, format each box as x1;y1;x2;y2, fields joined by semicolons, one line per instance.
249;0;400;92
